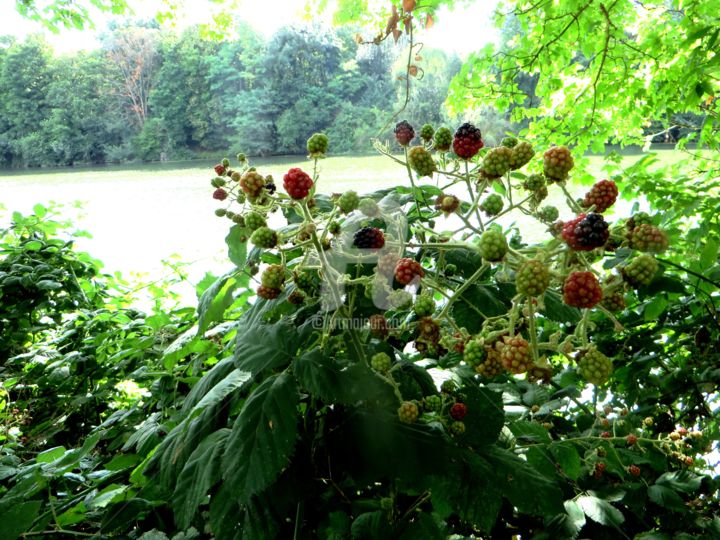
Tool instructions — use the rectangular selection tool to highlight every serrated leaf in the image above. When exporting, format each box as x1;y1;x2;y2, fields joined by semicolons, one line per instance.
0;500;42;539
173;429;230;529
550;442;582;480
222;372;299;503
509;421;551;444
197;272;240;334
293;349;396;406
655;470;702;493
543;290;581;323
351;511;396;540
577;495;625;528
647;485;686;512
234;321;305;375
226;225;249;267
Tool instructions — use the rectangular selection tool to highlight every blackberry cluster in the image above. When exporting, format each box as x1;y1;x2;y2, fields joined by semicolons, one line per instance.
626;212;653;230
581;179;618;213
478;229;508;262
369;314;388;337
629;224;668;253
358;198;380;217
244;211;266;231
501;136;518;148
523;173;546;192
480;194;504;216
563;271;603;308
283;167;313;199
337;190;360;213
394;120;415;146
562;213;609;251
306;133;329;156
449;421;466;436
433;127;453;151
450;403;468;420
240;171;265;197
577;348;613;385
261;264;285;289
407;146;436;177
353;227;385;249
212;188;228;201
398;401;419;424
501;336;532;374
413;294;436;317
214;164;226;176
423;395;442;412
482;146;513;177
419;123;434;142
293;270;316;292
537;206;559;223
370;352;392;373
250;227;278;249
543;146;574;181
452;123;484;159
257;285;281;300
622;254;658;286
395;258;425;285
475;346;505;378
463;339;485;366
516;259;550;297
602;290;626;312
509;141;534;170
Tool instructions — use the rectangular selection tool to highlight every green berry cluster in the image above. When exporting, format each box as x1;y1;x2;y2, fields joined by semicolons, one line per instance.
408;146;436;177
537;205;559;223
509;141;534;170
501;136;518;148
629;224;668;253
543;146;574;181
480;194;504;216
398;401;419;424
623;254;658;286
419;123;434;142
577;348;613;385
433;126;452;151
523;173;546;192
250;226;278;249
482;146;513;177
358;198;380;217
516;259;550;297
413;293;436;317
244;211;266;231
423;394;442;412
337;190;360;213
261;264;285;289
478;229;508;262
307;133;329;156
463;339;485;366
371;352;392;373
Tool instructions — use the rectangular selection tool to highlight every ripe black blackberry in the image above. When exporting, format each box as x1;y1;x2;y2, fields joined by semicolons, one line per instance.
574;213;609;250
452;122;483;159
353;227;385;249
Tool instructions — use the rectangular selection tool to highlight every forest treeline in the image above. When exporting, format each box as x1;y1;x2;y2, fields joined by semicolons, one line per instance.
0;21;462;168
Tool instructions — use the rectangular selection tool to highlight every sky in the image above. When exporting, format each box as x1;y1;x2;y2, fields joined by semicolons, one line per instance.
0;0;500;56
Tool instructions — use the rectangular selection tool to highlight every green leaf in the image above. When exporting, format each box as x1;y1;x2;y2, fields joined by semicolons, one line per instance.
222;372;299;503
36;446;66;463
174;429;230;529
483;446;564;516
35;280;63;290
33;204;47;218
351;511;395;540
398;513;444;540
197;272;240;334
643;295;668;321
101;499;153;533
576;494;625;528
234;321;305;375
550;442;582;480
700;238;718;270
226;224;249;267
0;500;42;539
655;470;702;493
459;385;504;448
293;349;397;406
452;284;510;333
647;485;686;512
543;290;581;323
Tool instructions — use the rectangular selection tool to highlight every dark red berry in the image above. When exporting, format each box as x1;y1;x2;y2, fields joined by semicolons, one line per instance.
601;431;611;438
563;271;603;308
452;122;483;159
283;168;314;199
628;464;641;476
257;285;281;300
562;213;609;251
214;164;226;176
394;258;425;285
581;180;618;213
394;120;415;146
626;434;638;446
353;227;385;249
212;188;228;201
450;402;467;420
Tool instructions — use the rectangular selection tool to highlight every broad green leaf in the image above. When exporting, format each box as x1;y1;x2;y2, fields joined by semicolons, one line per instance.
222;372;299;503
234;321;306;375
644;295;668;321
33;203;47;218
655;470;702;493
101;499;153;533
351;511;395;540
550;442;582;480
197;272;240;334
483;446;564;516
452;284;510;333
577;494;625;528
459;385;504;448
543;290;581;323
225;224;249;268
174;429;230;529
293;349;397;406
647;485;686;512
0;500;42;539
36;446;66;463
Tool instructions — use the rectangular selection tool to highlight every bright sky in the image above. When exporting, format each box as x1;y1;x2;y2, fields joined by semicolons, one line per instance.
0;0;500;56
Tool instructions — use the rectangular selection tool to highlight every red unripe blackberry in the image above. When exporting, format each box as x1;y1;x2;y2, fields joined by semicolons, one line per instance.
398;401;419;423
369;314;388;337
452;122;483;159
593;462;606;478
602;290;626;312
576;347;613;384
353;227;385;249
601;431;612;438
628;465;641;477
214;164;226;176
257;285;281;300
287;290;306;304
622;254;658;286
450;402;468;420
407;146;436;177
626;434;638;446
433;126;452;151
628;224;668;253
582;180;618;213
543;146;574;181
394;120;415;146
562;213;609;251
563;271;603;308
516;259;550;297
475;346;505;378
395;258;425;285
501;336;532;374
283;167;313;199
212;188;228;201
508;141;534;170
240;171;265;197
261;264;285;289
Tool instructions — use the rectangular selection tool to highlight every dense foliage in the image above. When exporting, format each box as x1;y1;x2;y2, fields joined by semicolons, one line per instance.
0;22;459;167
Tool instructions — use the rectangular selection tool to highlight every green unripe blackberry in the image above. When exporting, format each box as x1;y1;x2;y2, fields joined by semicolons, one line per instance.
627;212;653;230
328;221;341;235
236;152;246;163
244;211;266;231
629;224;668;253
407;146;436;177
261;264;285;289
537;205;559;223
307;133;329;156
250;226;278;249
509;141;534;170
420;124;434;142
516;259;550;297
531;185;549;206
577;348;613;385
371;352;392;373
463;339;485;366
622;254;658;286
221;158;230;168
293;270;315;291
398;401;419;424
358;198;380;217
502;136;518;148
423;394;442;412
449;421;466;436
232;214;245;225
337;190;360;213
478;228;508;262
543;146;574;181
214;208;227;217
433;126;452;151
602;290;626;312
413;293;436;317
440;379;457;394
444;263;457;277
480;194;504;216
523;173;546;192
482;146;513;177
